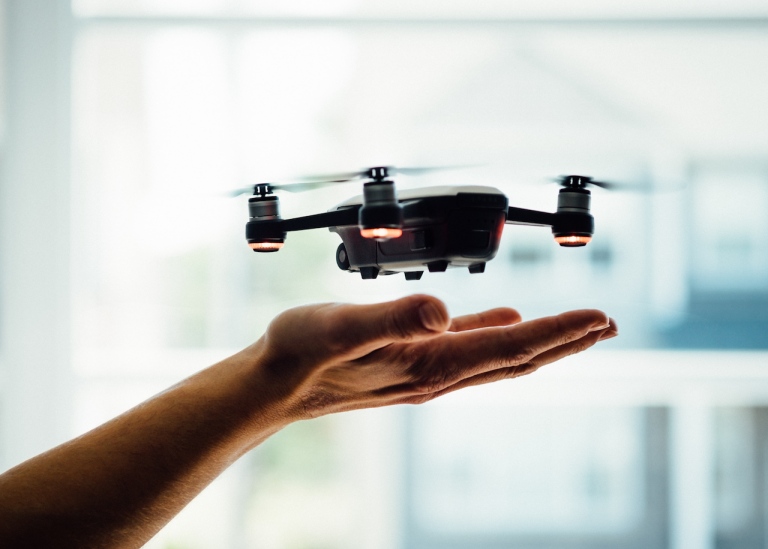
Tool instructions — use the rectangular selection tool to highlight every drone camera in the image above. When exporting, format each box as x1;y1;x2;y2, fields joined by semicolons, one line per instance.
359;180;404;241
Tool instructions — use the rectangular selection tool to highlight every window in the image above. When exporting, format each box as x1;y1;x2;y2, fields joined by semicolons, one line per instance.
691;166;768;292
3;2;768;548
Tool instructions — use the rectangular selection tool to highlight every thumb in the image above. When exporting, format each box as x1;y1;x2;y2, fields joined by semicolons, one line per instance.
326;294;450;353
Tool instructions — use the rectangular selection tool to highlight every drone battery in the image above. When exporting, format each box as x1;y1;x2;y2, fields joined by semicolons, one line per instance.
462;229;491;251
449;210;504;258
372;206;504;269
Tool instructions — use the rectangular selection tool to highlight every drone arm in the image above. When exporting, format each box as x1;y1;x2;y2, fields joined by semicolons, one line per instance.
505;206;555;227
506;205;594;247
280;207;359;232
246;208;359;248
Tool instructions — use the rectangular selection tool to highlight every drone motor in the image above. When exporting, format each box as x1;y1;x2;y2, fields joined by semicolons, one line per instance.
551;175;595;247
358;177;404;241
247;189;285;252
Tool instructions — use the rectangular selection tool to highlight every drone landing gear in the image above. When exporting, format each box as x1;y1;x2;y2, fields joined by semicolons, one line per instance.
360;267;379;279
468;263;485;274
427;260;449;273
404;271;423;281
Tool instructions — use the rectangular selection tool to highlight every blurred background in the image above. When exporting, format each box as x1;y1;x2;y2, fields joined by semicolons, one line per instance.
1;0;768;547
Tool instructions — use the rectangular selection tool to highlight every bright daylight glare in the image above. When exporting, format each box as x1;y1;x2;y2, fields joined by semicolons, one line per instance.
2;0;768;548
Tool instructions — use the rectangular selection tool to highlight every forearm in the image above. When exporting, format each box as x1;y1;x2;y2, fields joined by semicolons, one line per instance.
0;340;292;549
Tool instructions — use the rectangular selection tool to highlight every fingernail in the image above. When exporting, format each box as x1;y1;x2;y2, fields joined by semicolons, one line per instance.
587;313;612;332
419;302;446;332
599;329;618;341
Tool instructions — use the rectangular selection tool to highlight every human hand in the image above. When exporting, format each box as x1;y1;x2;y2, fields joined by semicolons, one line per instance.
248;294;617;420
0;294;614;549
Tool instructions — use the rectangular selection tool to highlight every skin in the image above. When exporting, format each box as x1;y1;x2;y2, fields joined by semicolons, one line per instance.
0;294;616;548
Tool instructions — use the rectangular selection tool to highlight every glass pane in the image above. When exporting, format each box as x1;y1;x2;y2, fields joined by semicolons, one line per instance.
409;405;645;535
65;13;768;549
692;168;768;291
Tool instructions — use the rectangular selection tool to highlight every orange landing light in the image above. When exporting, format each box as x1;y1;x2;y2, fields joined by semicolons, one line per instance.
360;227;403;240
554;235;592;247
249;241;284;252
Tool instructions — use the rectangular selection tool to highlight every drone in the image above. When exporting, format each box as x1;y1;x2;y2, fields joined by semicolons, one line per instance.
236;167;610;280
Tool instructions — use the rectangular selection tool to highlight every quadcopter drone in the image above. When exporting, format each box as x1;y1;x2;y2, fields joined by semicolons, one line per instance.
236;167;608;280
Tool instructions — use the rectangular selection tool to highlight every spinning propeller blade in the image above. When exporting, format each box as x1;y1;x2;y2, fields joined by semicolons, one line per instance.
554;175;620;190
230;165;473;196
552;175;675;193
229;179;352;197
298;165;473;183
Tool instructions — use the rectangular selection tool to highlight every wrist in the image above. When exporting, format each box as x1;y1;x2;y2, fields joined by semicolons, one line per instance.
209;340;304;451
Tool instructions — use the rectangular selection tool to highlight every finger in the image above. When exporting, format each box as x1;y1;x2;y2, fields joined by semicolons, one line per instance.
442;309;610;372
397;323;618;405
598;317;619;341
523;318;617;369
448;308;522;332
398;309;609;395
324;294;450;355
426;318;618;399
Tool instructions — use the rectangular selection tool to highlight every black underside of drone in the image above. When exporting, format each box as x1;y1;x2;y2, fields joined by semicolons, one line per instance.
330;192;508;280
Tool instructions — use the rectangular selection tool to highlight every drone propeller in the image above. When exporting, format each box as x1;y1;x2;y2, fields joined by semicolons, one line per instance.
552;174;682;193
299;165;470;184
554;175;619;190
231;165;467;197
228;179;352;197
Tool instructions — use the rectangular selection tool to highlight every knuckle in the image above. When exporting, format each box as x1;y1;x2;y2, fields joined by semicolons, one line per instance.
504;347;535;366
470;312;486;326
410;375;448;395
571;337;594;355
511;362;539;377
408;360;455;395
554;316;586;346
386;306;414;341
404;393;435;406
